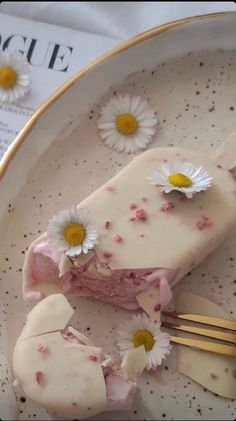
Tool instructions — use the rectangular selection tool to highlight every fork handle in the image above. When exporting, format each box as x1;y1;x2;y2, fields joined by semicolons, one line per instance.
162;321;236;344
171;335;236;357
162;311;236;332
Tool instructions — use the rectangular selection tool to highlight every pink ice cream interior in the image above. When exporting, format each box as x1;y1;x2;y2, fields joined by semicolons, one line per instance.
105;372;137;411
24;236;177;310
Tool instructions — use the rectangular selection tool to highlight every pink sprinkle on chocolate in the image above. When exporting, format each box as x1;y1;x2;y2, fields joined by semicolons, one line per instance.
130;203;137;210
114;234;123;243
89;355;98;362
210;372;218;380
160;202;175;212
196;215;212;230
154;304;161;312
35;371;43;385
103;252;112;259
38;344;47;353
105;221;111;230
106;186;115;192
135;208;147;221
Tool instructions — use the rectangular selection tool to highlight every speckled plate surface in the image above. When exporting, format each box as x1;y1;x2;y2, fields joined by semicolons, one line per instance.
1;12;236;421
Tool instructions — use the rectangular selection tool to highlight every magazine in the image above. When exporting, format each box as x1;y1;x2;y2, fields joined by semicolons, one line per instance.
0;12;118;159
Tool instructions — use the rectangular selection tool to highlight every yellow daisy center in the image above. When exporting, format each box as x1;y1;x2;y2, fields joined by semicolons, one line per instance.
168;173;192;188
0;66;18;89
132;329;155;351
116;113;137;135
64;223;86;246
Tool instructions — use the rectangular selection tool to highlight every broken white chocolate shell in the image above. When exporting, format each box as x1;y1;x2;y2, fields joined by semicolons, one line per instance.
13;294;140;419
121;345;148;381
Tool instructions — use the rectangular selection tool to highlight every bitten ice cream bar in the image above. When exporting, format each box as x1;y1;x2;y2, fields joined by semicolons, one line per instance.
13;294;147;419
22;136;236;316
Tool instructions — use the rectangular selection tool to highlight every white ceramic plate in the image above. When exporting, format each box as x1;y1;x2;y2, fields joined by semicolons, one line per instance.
1;12;236;421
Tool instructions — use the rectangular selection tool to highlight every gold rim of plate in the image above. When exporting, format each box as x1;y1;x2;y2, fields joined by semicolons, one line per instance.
0;11;235;181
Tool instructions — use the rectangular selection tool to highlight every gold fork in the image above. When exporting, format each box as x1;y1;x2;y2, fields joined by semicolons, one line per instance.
161;311;236;358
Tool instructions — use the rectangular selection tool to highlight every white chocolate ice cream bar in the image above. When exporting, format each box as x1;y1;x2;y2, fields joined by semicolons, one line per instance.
23;142;236;311
13;294;144;419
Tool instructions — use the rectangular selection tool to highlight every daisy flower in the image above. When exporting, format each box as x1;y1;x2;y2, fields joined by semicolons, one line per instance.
98;94;157;154
47;207;98;257
0;50;30;103
117;313;171;370
149;162;212;199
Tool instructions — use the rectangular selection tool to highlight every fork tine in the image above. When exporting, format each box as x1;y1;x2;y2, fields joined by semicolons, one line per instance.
162;311;236;332
162;321;236;344
170;335;236;357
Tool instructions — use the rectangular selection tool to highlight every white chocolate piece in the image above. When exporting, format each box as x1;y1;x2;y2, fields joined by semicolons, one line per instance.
137;270;175;317
21;293;73;339
101;356;114;368
13;294;107;419
176;293;236;399
67;326;95;346
121;346;148;381
13;332;106;419
58;255;74;277
13;379;20;388
136;285;161;321
175;293;229;317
